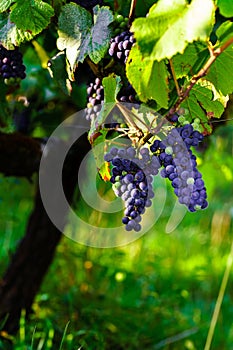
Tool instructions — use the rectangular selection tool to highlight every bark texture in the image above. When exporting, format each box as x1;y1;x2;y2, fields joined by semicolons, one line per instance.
0;133;90;334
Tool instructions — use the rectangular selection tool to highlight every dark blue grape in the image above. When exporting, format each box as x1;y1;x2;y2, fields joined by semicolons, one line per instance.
0;45;26;82
109;31;135;64
150;125;208;212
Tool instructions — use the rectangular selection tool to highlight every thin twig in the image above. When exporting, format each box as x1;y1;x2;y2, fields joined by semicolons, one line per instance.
128;0;137;26
169;58;181;96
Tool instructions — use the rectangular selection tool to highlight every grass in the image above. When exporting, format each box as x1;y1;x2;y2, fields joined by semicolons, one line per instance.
0;124;232;349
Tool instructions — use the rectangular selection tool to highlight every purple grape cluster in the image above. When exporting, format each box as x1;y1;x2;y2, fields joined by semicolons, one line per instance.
117;83;139;103
0;45;26;81
109;31;135;64
86;78;139;122
104;125;208;231
86;77;104;121
104;146;160;231
150;125;208;212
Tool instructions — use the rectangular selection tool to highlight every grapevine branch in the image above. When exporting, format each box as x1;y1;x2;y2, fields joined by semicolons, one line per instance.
139;37;233;144
128;0;137;26
166;36;233;119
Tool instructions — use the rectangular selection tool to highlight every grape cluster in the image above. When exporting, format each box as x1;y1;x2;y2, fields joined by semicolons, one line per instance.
171;107;204;133
86;78;139;122
111;14;129;36
86;77;104;121
117;83;138;103
104;125;208;232
0;45;26;82
150;125;208;212
109;31;135;64
104;146;160;231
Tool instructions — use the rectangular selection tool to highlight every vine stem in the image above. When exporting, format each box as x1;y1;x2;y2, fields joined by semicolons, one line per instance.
166;36;233;119
169;58;181;96
203;236;233;350
128;0;137;26
141;36;233;142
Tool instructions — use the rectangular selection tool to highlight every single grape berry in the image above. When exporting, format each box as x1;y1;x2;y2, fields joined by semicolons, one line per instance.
0;45;26;83
109;31;135;64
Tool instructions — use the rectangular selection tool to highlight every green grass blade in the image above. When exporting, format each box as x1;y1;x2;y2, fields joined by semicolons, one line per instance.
204;238;233;350
58;321;70;350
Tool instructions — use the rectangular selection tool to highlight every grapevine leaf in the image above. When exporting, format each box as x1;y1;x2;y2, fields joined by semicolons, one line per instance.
216;21;233;45
217;0;233;18
172;42;209;78
99;161;111;182
89;6;114;64
126;45;169;108
102;75;122;103
181;96;211;133
0;0;13;13
0;12;34;49
88;76;121;144
32;40;50;69
192;84;225;118
206;46;233;95
181;83;225;133
10;0;54;35
89;128;111;182
57;4;113;71
47;52;72;95
57;3;92;70
131;0;215;61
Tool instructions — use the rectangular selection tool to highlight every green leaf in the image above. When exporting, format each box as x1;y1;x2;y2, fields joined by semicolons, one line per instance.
131;0;215;61
126;45;169;108
99;161;111;182
10;0;54;36
102;75;122;103
57;4;113;71
0;0;13;13
32;40;50;69
192;84;225;118
57;3;92;70
47;52;72;95
216;21;233;45
89;6;114;63
181;82;225;133
217;0;233;18
0;12;34;49
172;42;209;78
206;46;233;95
